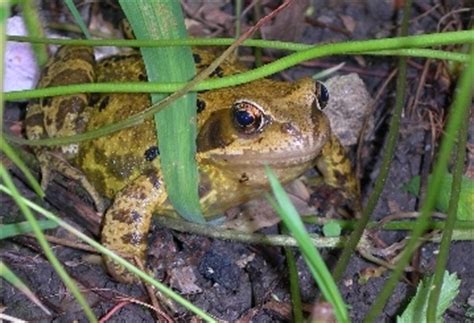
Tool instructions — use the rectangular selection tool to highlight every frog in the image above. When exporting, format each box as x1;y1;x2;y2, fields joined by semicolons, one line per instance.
25;46;360;282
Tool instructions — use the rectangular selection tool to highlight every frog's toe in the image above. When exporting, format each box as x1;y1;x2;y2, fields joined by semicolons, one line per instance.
34;150;53;191
38;151;105;212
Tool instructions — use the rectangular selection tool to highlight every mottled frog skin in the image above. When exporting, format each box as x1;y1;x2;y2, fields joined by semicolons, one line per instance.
26;46;360;281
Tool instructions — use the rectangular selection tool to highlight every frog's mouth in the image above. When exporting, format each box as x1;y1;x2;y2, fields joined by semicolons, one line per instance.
209;147;321;168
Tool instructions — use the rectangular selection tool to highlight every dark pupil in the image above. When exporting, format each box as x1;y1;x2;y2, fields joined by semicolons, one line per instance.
235;110;255;127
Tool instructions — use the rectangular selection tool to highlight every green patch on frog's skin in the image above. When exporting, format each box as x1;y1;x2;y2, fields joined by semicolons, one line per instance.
26;46;360;282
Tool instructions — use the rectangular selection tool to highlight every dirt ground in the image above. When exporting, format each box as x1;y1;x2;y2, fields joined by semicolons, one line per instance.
2;0;473;322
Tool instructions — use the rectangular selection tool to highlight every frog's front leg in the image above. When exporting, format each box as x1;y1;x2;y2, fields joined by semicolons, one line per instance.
101;170;167;282
315;133;361;214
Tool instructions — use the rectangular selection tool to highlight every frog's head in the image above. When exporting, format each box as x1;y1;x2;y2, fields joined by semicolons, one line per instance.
197;78;331;184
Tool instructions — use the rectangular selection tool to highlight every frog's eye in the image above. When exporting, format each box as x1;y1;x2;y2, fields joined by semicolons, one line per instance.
232;100;266;134
315;81;329;110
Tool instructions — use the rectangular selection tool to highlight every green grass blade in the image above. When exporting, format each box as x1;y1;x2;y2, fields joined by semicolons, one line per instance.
0;220;57;239
426;87;471;320
265;167;348;322
0;184;217;322
364;45;474;323
0;0;7;135
64;0;91;39
281;225;304;323
119;1;204;223
0;261;52;315
1;137;44;197
18;0;48;66
0;166;97;322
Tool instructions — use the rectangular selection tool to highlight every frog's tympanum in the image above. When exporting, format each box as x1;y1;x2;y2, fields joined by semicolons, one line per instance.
26;46;360;282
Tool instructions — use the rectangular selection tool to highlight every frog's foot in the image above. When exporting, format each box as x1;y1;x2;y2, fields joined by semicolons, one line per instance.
39;151;105;212
101;171;167;283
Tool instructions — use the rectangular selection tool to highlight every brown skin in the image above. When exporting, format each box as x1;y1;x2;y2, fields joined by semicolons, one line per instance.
26;46;359;282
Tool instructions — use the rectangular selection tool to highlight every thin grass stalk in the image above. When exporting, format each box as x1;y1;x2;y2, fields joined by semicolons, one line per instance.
0;137;44;197
426;89;471;320
0;166;97;322
64;0;91;39
266;167;348;322
0;0;7;135
363;46;474;323
3;48;469;104
18;0;48;65
282;225;304;322
7;33;474;61
332;0;413;282
0;184;218;322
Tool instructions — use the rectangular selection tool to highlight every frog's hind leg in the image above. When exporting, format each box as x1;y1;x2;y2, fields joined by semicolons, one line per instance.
101;170;167;282
315;133;361;215
25;46;104;211
25;103;105;211
23;107;105;211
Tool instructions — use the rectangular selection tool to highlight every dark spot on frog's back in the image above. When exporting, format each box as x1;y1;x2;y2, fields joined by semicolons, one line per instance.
193;53;202;64
131;210;142;223
121;232;145;246
144;146;160;161
25;110;44;128
196;99;206;113
111;209;134;224
210;66;224;78
98;96;110;111
41;97;52;107
56;96;87;130
89;93;101;106
145;169;161;188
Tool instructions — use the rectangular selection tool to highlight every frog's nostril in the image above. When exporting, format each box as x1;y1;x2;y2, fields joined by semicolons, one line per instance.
281;122;299;136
